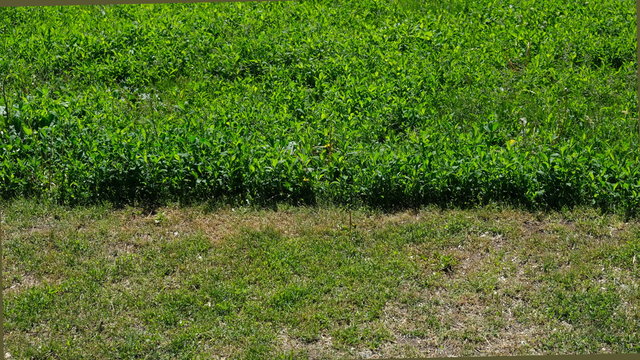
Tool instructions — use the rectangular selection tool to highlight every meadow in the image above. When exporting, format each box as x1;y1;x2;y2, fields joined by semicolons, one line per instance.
1;0;639;213
1;0;640;358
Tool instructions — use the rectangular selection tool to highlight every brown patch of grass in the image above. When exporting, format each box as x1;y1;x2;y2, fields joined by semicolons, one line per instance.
3;202;639;357
278;329;338;359
5;273;41;294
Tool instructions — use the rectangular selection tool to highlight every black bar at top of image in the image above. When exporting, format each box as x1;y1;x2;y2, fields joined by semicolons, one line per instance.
0;0;281;7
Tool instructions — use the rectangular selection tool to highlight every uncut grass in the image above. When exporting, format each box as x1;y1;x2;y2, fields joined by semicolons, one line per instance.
2;200;638;358
1;0;640;212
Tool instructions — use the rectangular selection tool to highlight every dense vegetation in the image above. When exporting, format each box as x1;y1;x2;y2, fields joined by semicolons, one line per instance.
1;0;639;212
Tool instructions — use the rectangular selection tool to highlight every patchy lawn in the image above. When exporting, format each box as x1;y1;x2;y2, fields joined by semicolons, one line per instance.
1;200;639;358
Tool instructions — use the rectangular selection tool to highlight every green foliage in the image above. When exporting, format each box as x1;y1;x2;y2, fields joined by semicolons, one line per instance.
0;0;639;213
433;251;459;273
548;286;620;326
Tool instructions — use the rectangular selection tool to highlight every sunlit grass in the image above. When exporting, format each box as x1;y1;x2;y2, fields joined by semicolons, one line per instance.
2;200;638;358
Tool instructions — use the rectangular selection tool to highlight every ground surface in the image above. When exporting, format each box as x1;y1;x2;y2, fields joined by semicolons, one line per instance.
2;200;638;359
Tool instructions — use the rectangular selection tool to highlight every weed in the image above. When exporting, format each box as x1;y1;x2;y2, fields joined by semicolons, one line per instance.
0;0;638;213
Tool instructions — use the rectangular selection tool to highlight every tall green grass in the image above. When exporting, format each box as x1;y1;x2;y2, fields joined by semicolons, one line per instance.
1;0;639;213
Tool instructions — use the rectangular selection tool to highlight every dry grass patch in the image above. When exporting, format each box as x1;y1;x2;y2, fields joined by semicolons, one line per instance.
1;200;639;358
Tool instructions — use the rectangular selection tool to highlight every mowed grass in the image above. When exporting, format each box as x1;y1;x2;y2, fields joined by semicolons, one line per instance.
2;200;638;358
2;0;640;212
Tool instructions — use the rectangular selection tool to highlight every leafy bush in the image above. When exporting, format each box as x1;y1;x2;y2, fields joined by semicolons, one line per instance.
1;0;639;213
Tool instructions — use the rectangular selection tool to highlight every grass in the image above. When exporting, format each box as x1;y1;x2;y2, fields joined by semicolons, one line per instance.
2;199;638;358
1;0;640;213
1;1;640;358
